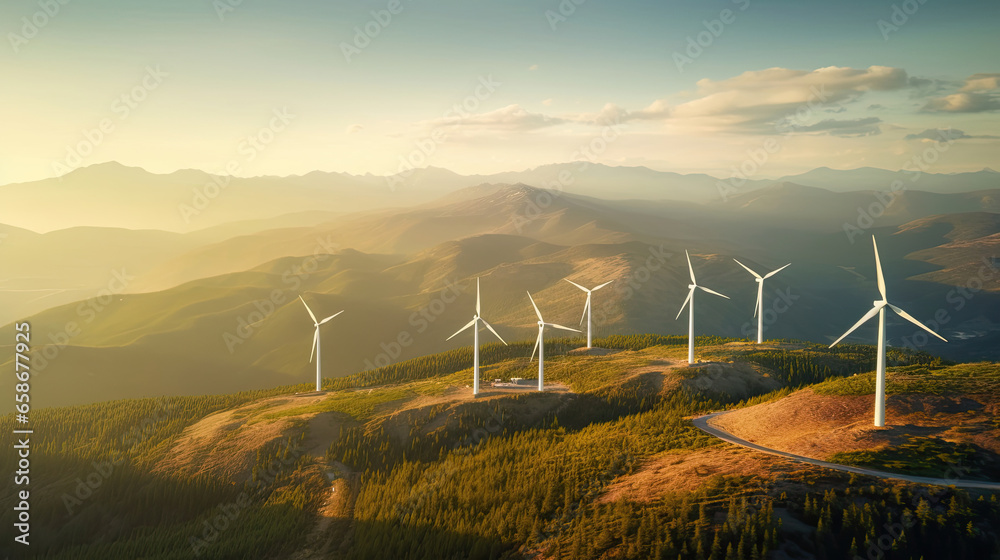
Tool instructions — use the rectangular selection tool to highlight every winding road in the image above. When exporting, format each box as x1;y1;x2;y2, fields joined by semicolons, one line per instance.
693;411;1000;491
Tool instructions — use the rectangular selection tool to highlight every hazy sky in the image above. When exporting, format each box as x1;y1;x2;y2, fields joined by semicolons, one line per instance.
2;0;998;184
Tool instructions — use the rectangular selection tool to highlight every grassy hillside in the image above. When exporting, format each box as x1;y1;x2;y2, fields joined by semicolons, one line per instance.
714;362;1000;481
4;336;996;559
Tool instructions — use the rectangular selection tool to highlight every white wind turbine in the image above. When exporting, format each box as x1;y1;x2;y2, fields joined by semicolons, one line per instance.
829;236;947;427
446;278;508;396
564;278;613;348
676;250;730;364
528;291;581;391
300;296;344;392
733;259;791;344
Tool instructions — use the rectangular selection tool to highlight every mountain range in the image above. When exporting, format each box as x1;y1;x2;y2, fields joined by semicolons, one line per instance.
1;163;998;410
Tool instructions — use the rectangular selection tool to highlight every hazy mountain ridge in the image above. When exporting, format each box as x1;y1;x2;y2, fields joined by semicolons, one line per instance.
4;162;997;233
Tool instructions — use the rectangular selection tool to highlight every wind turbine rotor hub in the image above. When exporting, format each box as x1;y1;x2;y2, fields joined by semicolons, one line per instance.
688;284;696;290
755;278;763;283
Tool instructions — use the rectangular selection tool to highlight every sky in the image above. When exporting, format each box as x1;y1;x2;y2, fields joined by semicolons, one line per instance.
1;0;998;184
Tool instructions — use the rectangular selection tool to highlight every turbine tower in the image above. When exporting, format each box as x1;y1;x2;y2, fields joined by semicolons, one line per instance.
447;278;508;396
528;291;580;391
676;250;730;364
564;278;613;348
300;296;344;392
733;259;791;344
829;236;947;427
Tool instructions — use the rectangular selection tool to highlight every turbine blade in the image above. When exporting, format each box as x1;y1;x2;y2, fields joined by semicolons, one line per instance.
548;323;582;333
580;294;590;326
527;291;543;322
763;263;791;279
476;277;481;316
309;329;318;363
530;329;542;361
675;288;693;320
754;282;762;318
446;318;477;341
564;278;589;292
733;259;761;279
319;310;344;325
889;304;948;342
685;250;696;283
698;286;730;299
592;280;613;291
480;318;508;345
829;303;884;347
873;236;887;301
299;296;318;324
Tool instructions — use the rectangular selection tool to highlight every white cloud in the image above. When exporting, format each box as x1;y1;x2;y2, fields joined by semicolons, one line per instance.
528;64;539;71
792;117;883;137
427;104;566;131
558;66;910;134
904;128;999;140
960;73;1000;92
922;92;1000;113
665;66;908;133
346;124;364;134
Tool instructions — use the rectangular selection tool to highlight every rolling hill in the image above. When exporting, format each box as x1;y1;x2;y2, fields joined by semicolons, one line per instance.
3;180;999;410
1;337;996;559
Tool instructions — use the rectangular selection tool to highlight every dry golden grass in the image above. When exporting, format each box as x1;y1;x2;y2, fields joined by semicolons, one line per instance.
712;387;1000;461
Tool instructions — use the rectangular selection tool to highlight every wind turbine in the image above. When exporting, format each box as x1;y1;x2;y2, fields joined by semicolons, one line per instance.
676;250;730;364
528;291;580;391
446;278;508;396
829;236;947;427
300;296;344;392
733;259;791;344
564;278;613;348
